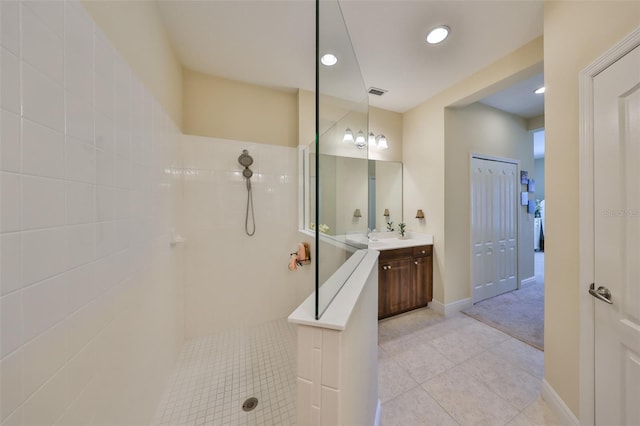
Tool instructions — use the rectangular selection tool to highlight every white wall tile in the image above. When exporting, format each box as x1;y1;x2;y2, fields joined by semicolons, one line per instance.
1;1;20;55
21;119;65;179
65;339;97;407
66;137;96;184
1;291;22;357
95;112;115;154
95;221;116;258
94;73;114;121
1;404;22;426
22;62;64;133
21;273;67;343
21;364;68;426
1;48;21;114
1;2;184;423
94;29;114;81
21;319;68;398
95;149;115;187
1;109;21;172
66;223;95;269
321;330;341;389
21;175;65;230
22;227;67;286
1;172;21;232
114;188;130;219
1;233;22;295
63;1;93;101
114;155;131;189
66;262;96;314
95;186;115;222
66;181;94;225
66;90;94;144
0;350;23;420
21;3;63;84
22;1;64;40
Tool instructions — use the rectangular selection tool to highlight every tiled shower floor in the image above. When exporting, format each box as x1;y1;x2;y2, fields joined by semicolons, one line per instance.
153;319;297;426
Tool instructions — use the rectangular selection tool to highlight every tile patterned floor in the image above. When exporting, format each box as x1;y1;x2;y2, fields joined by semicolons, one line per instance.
153;318;297;426
153;307;560;426
379;308;561;426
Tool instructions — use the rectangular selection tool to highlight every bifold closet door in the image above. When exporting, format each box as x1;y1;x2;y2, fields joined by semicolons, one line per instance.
471;157;518;303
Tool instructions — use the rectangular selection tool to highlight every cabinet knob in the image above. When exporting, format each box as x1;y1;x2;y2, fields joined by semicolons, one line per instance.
421;250;426;254
382;266;387;271
387;265;392;270
415;261;418;265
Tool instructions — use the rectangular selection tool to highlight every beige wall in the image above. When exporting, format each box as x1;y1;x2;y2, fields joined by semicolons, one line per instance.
403;37;543;304
183;69;298;147
543;0;640;417
369;107;403;162
82;0;183;128
444;103;535;303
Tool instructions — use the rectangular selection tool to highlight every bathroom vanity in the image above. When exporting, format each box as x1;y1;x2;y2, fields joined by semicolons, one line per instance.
377;242;433;319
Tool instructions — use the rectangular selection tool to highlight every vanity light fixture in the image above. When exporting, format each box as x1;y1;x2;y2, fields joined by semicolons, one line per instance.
384;209;390;217
353;209;362;218
426;25;450;45
343;128;354;144
354;131;367;149
320;53;338;66
342;129;389;150
368;132;376;147
416;209;425;219
534;86;545;94
377;134;389;150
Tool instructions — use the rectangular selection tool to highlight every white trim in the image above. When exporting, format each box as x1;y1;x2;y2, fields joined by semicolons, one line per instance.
578;26;640;426
520;276;536;288
430;298;472;317
541;380;579;426
373;400;381;426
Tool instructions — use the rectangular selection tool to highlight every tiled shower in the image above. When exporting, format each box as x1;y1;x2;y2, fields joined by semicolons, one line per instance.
1;1;185;424
0;1;309;424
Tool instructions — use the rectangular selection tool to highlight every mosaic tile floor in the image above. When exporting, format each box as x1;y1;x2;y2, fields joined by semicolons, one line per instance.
153;318;297;426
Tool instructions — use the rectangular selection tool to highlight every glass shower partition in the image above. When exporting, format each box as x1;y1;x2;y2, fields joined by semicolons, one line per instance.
315;0;369;319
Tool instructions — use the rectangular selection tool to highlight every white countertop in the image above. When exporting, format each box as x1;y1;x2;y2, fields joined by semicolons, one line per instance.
346;232;433;251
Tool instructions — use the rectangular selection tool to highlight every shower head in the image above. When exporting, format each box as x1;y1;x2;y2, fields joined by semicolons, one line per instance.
238;150;254;167
242;168;253;178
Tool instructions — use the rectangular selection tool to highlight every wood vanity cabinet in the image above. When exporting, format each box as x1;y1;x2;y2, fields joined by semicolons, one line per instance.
378;245;433;319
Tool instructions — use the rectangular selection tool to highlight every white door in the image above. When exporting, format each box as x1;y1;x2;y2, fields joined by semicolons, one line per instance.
471;157;518;303
593;43;640;425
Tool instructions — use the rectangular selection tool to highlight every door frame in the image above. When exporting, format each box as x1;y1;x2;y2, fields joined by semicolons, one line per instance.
469;153;520;304
578;26;640;426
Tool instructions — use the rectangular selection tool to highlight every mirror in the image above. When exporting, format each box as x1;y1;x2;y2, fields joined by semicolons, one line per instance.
304;147;402;239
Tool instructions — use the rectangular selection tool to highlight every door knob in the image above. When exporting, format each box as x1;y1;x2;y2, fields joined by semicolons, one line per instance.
589;283;613;304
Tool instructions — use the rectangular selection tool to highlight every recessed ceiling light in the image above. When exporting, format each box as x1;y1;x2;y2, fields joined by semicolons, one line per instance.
320;53;338;66
534;86;545;94
426;26;450;44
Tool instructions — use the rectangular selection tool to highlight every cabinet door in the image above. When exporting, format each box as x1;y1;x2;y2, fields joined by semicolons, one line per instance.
379;258;412;318
413;257;427;307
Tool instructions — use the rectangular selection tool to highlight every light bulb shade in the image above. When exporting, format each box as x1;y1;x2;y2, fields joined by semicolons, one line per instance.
377;134;389;149
354;131;367;149
383;208;390;217
353;208;362;218
368;132;376;147
343;128;354;144
416;209;425;219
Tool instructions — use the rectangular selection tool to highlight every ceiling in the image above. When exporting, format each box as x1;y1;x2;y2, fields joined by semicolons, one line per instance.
157;0;544;116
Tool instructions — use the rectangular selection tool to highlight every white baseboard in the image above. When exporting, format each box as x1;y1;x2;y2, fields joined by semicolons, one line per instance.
541;379;579;425
430;298;472;317
520;276;537;288
374;399;381;426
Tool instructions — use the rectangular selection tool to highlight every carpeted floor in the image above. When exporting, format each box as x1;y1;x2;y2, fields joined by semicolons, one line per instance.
462;252;544;351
